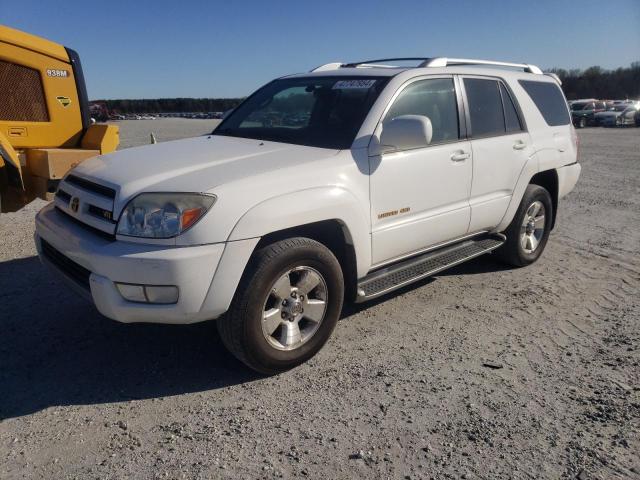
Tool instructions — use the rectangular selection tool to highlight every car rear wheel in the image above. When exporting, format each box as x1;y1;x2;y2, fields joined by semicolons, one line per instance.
496;184;553;267
217;237;344;374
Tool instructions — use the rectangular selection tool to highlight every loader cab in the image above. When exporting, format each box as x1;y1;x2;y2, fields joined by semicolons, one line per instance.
0;25;89;150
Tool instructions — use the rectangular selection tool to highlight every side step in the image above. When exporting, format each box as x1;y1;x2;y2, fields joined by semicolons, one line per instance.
356;233;506;301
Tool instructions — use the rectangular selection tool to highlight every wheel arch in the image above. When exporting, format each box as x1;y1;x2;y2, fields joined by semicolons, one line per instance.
228;186;371;277
256;220;359;302
529;169;559;229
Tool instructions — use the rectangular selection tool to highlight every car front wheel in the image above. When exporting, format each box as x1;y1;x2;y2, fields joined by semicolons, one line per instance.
217;237;344;374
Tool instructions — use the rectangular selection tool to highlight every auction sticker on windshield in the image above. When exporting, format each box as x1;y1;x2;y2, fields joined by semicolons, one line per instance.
333;79;376;89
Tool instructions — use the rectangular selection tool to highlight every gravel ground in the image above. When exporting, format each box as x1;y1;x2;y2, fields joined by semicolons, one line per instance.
114;118;221;149
1;123;638;479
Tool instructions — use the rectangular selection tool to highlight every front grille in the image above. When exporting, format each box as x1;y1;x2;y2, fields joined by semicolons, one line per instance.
0;60;49;122
65;174;116;199
40;239;91;290
88;204;115;223
56;176;117;236
55;207;116;241
56;189;72;203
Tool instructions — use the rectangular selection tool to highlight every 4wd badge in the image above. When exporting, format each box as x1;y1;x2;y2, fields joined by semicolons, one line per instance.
56;96;71;107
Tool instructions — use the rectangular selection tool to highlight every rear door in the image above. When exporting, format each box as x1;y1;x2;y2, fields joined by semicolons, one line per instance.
460;76;531;232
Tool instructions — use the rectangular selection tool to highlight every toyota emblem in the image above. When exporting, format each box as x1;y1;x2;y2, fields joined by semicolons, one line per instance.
70;196;80;213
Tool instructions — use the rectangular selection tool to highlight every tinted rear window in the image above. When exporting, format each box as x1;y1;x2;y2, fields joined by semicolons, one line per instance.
464;78;504;137
519;80;570;126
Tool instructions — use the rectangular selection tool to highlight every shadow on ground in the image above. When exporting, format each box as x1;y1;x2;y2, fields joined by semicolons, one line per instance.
0;255;261;420
0;253;509;419
342;253;512;317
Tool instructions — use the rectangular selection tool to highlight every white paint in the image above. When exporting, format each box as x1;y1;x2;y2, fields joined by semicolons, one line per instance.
36;64;580;324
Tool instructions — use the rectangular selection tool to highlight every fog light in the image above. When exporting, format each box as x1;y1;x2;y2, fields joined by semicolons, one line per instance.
144;285;179;304
115;283;179;304
116;283;146;302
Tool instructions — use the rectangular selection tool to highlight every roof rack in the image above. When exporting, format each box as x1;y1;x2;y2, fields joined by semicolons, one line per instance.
342;58;432;68
420;57;543;74
310;58;430;72
310;57;543;75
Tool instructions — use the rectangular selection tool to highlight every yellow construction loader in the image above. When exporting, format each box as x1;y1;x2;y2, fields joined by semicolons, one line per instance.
0;25;119;212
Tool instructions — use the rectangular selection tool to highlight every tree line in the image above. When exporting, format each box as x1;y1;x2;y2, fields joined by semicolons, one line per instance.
548;62;639;100
98;62;640;112
102;97;244;114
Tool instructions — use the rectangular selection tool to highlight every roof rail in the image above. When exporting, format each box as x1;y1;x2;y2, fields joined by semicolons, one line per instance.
342;58;432;68
421;57;543;74
544;72;562;85
310;57;544;75
310;62;344;72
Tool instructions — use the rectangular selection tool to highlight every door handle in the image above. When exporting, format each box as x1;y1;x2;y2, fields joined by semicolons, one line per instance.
513;141;527;150
450;151;470;162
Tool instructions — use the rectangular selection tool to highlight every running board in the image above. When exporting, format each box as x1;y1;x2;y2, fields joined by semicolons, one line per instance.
356;233;506;301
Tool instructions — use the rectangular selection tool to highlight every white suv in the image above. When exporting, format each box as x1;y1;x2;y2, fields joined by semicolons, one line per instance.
35;57;581;373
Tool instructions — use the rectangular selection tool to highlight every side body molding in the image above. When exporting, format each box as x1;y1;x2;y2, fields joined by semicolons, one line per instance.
228;186;372;277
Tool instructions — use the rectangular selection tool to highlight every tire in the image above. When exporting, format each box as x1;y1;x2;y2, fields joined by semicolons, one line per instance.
579;117;587;128
217;237;344;374
496;184;553;267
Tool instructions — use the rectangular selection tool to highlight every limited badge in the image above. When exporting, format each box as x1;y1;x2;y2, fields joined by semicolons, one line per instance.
56;96;71;107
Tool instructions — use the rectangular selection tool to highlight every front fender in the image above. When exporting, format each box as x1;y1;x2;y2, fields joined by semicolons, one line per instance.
228;186;371;277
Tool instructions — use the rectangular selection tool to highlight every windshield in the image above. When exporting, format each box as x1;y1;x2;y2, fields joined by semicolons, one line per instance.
612;105;628;111
213;76;389;149
571;102;589;111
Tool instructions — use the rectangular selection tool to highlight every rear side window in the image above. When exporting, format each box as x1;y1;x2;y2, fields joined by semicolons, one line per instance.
518;80;570;126
463;78;504;137
500;83;523;132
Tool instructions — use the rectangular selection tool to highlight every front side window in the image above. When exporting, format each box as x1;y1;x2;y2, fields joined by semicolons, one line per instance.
464;78;505;137
384;78;460;143
214;76;388;149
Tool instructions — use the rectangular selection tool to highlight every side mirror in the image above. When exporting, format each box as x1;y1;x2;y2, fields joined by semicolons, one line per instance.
378;115;433;154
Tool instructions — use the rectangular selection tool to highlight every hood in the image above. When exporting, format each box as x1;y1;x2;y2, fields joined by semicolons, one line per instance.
72;135;339;202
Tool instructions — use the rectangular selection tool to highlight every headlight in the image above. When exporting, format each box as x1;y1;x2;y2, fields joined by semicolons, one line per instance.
116;193;216;238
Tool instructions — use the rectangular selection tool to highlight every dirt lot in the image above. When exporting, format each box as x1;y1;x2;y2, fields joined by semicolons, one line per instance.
1;123;638;479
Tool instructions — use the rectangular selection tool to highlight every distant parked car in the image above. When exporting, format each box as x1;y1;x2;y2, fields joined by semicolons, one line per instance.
571;100;606;128
595;104;639;127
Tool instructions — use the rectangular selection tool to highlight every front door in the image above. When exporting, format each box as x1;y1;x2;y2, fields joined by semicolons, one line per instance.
369;77;472;265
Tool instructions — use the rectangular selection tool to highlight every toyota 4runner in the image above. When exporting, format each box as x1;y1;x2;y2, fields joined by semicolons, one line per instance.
35;57;581;373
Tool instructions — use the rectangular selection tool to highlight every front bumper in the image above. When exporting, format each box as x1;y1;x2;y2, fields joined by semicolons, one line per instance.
35;204;254;324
